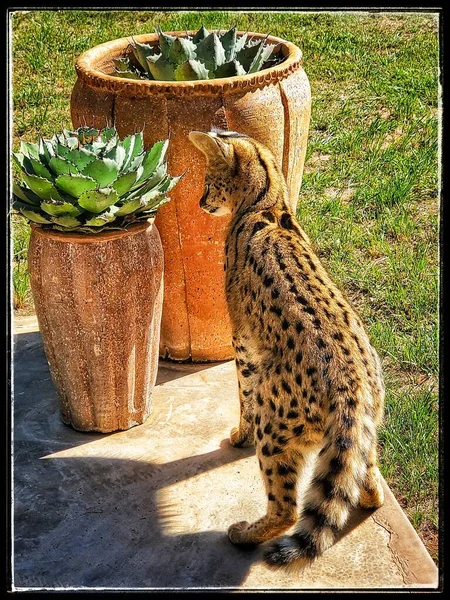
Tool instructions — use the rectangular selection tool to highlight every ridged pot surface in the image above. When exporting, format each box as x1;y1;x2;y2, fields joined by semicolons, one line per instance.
28;221;164;433
71;32;311;361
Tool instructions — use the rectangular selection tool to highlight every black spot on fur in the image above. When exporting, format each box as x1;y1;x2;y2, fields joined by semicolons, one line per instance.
252;221;268;236
283;481;295;490
268;492;276;501
293;424;304;436
278;406;284;418
263;275;274;288
281;319;290;330
257;394;264;406
287;411;298;419
272;385;279;397
277;435;288;445
261;211;276;222
296;295;308;306
296;322;304;334
255;415;261;425
270;305;282;317
346;397;357;409
295;374;302;385
290;398;298;408
336;435;353;451
330;456;344;474
264;423;273;435
287;337;295;350
304;306;316;315
316;337;327;349
262;444;271;456
266;468;273;476
278;464;296;476
342;415;356;428
272;446;283;455
271;288;280;299
269;399;277;411
281;380;292;394
257;428;263;440
333;332;344;341
295;351;303;364
279;422;288;430
309;395;316;404
323;353;333;363
306;367;317;377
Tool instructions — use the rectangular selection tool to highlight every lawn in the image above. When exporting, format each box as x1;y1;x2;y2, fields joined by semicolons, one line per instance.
10;10;440;563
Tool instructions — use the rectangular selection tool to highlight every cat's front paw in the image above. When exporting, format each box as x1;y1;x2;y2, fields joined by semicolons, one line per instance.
229;427;254;448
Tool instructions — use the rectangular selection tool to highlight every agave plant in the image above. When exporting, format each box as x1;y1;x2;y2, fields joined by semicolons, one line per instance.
111;25;284;82
12;126;181;233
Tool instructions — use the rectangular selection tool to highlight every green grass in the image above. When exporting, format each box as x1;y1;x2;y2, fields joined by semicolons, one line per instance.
10;10;440;562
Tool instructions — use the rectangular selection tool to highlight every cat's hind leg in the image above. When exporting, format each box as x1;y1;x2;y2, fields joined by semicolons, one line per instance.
359;441;384;509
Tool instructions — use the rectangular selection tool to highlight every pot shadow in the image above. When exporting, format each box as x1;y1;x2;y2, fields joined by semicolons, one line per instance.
12;328;378;590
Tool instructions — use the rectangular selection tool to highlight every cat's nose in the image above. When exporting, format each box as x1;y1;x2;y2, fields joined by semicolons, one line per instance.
199;184;210;207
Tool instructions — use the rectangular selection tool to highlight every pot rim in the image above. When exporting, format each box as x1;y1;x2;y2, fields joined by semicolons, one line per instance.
30;219;155;244
75;30;303;97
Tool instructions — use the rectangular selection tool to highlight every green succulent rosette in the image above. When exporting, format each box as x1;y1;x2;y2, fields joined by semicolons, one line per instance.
112;25;284;82
12;126;182;233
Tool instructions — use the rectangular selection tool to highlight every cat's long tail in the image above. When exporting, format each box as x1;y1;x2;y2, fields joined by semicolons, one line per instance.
264;387;383;567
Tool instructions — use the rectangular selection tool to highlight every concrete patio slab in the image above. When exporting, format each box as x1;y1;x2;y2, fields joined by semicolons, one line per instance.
11;316;438;591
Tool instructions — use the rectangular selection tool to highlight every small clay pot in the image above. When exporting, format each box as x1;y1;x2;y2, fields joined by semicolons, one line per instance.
28;220;164;433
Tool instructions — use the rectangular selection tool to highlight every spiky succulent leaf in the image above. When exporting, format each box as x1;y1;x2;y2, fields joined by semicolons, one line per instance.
12;182;41;206
64;147;96;170
195;32;226;72
248;42;274;74
51;215;83;228
115;198;143;216
84;205;120;227
130;39;155;76
111;170;139;196
174;59;210;81
82;158;119;188
77;188;119;214
40;201;83;217
113;57;132;72
121;133;144;171
22;173;64;201
49;156;80;176
19;141;40;160
19;207;52;224
55;174;98;198
192;24;209;43
220;26;238;61
146;53;175;81
236;37;268;72
168;37;197;65
157;27;176;56
133;138;168;186
214;59;246;78
25;157;53;180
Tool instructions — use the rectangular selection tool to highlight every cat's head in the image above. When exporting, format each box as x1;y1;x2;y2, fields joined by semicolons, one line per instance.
189;129;271;216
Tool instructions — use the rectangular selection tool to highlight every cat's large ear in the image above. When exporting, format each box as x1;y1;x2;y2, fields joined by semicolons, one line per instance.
189;131;234;167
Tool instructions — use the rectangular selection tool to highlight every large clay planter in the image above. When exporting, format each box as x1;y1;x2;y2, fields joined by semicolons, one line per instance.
28;221;164;433
71;31;311;361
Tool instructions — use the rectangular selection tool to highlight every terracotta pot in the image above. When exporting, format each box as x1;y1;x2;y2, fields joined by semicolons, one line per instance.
70;31;311;361
28;221;164;433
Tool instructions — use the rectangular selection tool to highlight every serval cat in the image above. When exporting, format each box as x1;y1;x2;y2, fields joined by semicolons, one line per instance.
189;129;385;568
